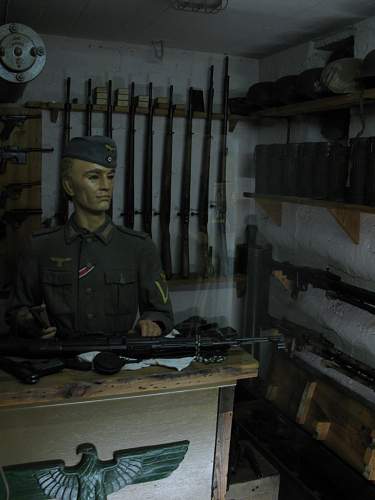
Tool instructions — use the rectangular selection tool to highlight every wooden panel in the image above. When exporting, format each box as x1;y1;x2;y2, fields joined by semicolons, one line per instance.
0;349;258;409
266;354;375;480
328;208;360;244
0;389;219;499
212;386;235;500
0;107;42;185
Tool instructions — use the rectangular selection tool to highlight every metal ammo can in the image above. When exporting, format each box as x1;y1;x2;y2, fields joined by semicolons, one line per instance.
254;144;271;195
268;144;285;195
298;142;315;198
365;137;375;206
282;143;300;196
347;137;369;204
311;142;331;200
327;143;348;202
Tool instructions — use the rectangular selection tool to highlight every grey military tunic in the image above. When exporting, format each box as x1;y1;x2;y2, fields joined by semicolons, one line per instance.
8;216;173;337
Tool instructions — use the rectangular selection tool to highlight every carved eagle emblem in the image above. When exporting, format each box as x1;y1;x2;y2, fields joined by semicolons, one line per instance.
0;441;189;500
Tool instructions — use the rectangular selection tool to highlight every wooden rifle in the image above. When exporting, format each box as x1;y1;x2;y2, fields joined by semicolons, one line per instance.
215;57;230;276
142;82;154;236
85;78;93;136
124;82;137;228
105;79;113;138
180;87;193;278
56;77;71;226
198;65;214;278
159;85;175;279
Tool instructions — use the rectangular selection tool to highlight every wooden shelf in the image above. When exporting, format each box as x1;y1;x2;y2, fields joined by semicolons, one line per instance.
25;100;234;122
247;87;375;119
244;193;375;214
244;193;375;244
25;87;375;132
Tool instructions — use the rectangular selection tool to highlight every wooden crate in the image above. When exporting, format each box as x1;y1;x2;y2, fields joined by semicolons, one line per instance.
226;445;279;500
266;353;375;481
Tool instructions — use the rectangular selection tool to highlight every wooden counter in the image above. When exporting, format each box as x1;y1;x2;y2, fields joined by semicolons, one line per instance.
0;349;258;500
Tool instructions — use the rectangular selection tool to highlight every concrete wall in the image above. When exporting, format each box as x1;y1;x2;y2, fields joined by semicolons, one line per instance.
15;34;259;331
257;21;375;367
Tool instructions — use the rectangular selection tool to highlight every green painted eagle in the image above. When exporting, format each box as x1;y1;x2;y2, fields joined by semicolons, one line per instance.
0;441;189;500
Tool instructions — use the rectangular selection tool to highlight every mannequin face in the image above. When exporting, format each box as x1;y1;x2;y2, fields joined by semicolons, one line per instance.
63;159;115;214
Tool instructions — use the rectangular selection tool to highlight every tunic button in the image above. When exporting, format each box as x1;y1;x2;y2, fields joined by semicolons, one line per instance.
86;287;93;294
87;313;95;320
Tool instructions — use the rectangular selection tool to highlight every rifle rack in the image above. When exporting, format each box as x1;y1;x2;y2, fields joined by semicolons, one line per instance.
25;101;241;131
243;193;372;245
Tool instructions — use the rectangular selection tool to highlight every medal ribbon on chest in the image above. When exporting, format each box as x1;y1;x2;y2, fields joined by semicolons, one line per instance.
79;263;95;279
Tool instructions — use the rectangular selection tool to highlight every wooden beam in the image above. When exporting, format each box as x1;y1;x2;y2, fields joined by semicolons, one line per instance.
244;193;375;215
249;87;375;119
328;208;360;244
255;199;282;225
212;386;235;500
296;381;317;425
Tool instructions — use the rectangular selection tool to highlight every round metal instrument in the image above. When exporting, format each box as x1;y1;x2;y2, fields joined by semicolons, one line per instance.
0;23;46;84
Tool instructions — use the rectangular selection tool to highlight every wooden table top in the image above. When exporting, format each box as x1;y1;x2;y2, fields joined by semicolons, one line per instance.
0;348;258;410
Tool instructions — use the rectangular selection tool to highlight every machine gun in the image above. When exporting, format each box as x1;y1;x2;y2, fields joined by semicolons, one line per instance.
272;260;375;315
0;330;282;365
0;146;53;174
270;316;375;389
180;87;193;278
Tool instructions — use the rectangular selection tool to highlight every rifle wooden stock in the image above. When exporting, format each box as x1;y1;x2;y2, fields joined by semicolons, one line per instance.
160;85;175;280
57;77;71;226
199;65;214;278
143;82;154;236
180;87;193;278
124;82;136;228
216;57;229;276
86;78;93;136
105;79;113;138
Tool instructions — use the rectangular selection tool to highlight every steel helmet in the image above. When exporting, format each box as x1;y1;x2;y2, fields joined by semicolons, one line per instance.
321;58;363;93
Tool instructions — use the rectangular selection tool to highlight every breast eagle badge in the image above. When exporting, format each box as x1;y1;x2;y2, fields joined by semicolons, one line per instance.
0;440;189;499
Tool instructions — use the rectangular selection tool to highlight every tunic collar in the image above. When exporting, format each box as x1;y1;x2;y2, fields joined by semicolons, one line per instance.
64;214;114;245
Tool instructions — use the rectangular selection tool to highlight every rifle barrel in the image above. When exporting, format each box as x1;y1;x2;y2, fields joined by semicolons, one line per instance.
124;82;136;228
143;82;154;236
215;57;229;276
159;85;175;279
199;65;214;278
180;87;194;278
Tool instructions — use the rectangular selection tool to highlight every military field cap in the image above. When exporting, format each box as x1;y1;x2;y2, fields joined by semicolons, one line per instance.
62;136;117;169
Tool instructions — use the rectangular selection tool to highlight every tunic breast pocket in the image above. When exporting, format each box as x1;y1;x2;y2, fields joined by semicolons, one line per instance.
41;269;74;315
104;269;137;315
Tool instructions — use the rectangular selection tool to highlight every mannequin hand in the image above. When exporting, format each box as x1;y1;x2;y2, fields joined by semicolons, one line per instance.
137;320;162;337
